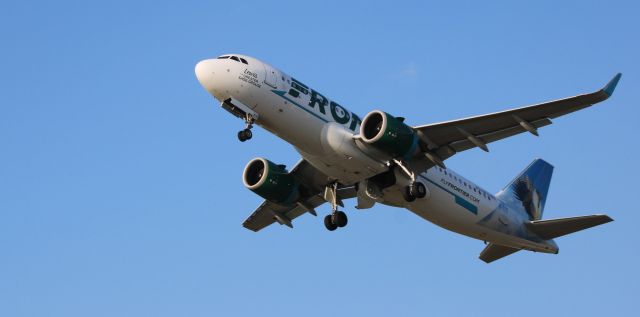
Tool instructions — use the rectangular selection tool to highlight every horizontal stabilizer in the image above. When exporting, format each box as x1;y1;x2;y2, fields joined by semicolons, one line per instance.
479;243;520;263
525;214;613;240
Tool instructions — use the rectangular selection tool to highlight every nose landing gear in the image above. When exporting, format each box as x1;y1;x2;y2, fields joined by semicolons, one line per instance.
238;128;252;142
237;114;256;142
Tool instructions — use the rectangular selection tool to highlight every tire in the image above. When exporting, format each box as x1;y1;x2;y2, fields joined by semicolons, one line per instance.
404;186;416;202
237;130;246;142
415;182;427;199
324;215;337;231
243;129;253;140
334;211;348;228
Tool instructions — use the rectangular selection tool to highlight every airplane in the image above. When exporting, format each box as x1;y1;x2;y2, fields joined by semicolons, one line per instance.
195;54;620;263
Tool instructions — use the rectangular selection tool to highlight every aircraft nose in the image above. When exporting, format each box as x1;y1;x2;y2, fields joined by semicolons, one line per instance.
195;59;218;92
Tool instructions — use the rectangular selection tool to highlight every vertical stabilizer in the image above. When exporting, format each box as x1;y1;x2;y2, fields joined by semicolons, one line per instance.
496;159;554;220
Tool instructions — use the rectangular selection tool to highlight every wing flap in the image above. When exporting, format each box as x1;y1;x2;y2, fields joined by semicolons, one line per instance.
242;194;331;232
242;200;288;232
447;118;552;153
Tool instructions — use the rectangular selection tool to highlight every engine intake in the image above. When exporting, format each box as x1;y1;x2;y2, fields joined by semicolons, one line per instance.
360;110;418;159
242;158;299;204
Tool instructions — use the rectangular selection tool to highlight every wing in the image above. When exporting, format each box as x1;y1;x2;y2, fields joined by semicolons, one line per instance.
242;159;357;232
413;74;622;165
242;195;325;232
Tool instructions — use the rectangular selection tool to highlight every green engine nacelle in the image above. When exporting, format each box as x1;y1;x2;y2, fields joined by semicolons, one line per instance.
242;158;300;205
360;110;418;159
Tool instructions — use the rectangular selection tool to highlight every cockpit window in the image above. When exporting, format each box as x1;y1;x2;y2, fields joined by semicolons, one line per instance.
217;55;249;65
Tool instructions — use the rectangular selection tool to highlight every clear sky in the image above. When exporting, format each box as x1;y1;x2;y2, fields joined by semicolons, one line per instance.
1;1;638;316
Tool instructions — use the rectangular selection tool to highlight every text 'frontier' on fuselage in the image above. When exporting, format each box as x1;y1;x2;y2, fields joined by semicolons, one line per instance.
284;78;361;132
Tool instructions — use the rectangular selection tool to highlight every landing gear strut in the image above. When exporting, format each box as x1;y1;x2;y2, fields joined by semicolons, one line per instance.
324;182;348;231
393;159;427;202
237;113;255;142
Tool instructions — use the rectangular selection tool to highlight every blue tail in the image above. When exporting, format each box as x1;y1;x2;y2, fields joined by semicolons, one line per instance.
496;159;554;220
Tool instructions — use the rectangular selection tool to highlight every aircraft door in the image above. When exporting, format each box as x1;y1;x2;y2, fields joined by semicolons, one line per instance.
263;64;278;88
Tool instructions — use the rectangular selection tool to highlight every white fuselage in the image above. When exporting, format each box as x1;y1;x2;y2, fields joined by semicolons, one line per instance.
195;54;558;254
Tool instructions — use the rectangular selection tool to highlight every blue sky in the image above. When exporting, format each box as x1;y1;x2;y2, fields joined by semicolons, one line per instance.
1;1;638;316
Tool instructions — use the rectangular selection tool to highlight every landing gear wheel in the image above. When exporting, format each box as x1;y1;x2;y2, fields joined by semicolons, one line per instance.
415;182;426;198
237;130;247;142
243;128;252;140
334;211;348;228
404;185;416;202
324;215;338;231
237;129;253;142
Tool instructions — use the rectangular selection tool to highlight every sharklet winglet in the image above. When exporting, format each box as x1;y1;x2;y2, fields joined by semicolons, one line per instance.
603;73;622;97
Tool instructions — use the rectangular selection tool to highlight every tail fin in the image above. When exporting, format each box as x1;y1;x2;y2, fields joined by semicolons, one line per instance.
496;159;554;220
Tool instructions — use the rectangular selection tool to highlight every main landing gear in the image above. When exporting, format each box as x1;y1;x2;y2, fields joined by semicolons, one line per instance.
324;211;347;231
404;181;427;202
237;113;255;142
393;159;427;202
324;182;348;231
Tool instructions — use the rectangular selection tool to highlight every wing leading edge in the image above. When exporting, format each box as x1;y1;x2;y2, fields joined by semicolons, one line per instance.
413;73;622;163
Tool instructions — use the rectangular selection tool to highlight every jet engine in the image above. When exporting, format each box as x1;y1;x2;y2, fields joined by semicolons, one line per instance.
242;158;299;204
360;110;418;159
